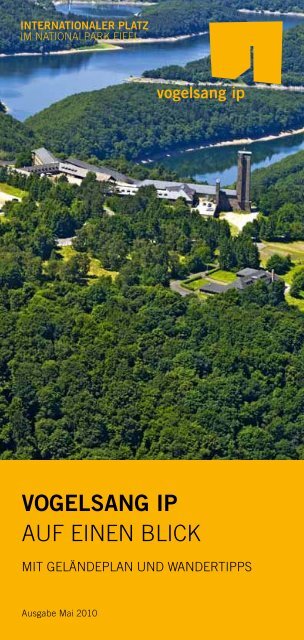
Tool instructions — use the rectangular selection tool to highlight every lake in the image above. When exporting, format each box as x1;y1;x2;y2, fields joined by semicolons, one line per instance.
157;132;304;186
0;4;303;181
56;2;142;18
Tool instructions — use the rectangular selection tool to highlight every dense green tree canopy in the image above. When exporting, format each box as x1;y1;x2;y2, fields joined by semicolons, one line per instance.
138;0;240;39
0;0;94;54
0;110;34;159
251;151;304;241
0;166;301;461
26;84;304;161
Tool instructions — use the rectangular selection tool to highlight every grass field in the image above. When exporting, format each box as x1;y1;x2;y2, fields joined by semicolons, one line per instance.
259;240;304;311
182;269;237;292
0;183;27;198
285;293;304;312
89;258;118;280
284;264;304;286
208;270;236;284
79;42;119;52
183;277;209;291
56;246;118;281
259;241;304;267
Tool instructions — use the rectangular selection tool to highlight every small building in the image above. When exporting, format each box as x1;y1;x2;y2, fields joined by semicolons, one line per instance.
236;268;269;280
199;281;228;295
200;268;279;296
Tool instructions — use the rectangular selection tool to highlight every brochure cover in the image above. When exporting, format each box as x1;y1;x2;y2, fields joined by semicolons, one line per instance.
0;1;303;638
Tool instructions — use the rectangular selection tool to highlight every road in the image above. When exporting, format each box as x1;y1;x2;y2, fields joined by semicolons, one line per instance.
0;190;21;212
170;280;193;296
170;271;208;296
128;77;304;93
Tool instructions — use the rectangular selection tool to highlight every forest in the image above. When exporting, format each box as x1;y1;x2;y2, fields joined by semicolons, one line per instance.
0;0;241;54
1;1;304;462
250;150;304;241
0;0;247;55
26;84;304;161
144;23;304;86
232;0;304;9
0;107;35;160
0;0;95;54
0;165;260;279
137;0;240;39
1;167;303;461
1;0;303;55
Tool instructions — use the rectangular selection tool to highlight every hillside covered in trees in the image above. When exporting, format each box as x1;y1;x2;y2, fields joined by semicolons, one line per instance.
232;0;304;10
0;167;303;461
26;83;304;161
0;0;95;54
251;150;304;240
138;0;240;39
0;0;243;54
2;0;303;55
0;108;35;159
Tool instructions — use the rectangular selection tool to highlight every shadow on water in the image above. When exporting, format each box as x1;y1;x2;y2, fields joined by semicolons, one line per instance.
157;133;304;185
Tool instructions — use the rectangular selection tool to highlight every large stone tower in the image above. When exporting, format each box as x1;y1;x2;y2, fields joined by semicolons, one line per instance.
237;150;252;211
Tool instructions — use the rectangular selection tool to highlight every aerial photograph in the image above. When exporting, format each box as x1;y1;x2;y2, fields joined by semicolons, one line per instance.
0;0;304;460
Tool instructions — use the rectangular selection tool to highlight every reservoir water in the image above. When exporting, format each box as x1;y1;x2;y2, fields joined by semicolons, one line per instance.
0;34;210;120
56;2;141;17
158;132;304;186
0;4;303;182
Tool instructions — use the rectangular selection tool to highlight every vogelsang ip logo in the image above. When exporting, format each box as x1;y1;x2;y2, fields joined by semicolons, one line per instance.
210;22;283;85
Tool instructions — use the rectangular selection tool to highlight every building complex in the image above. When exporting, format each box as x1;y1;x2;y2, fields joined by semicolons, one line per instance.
15;147;252;215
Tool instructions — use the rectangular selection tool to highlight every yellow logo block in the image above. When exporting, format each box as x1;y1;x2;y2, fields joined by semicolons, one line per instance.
210;22;283;85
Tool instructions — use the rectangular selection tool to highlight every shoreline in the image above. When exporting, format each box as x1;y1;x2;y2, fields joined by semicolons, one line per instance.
119;31;207;44
238;8;304;18
143;127;304;163
184;127;304;153
0;43;121;58
54;1;156;5
0;30;207;58
130;77;304;93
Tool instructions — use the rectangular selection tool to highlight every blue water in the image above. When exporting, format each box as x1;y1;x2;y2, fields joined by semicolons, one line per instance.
57;2;140;18
0;35;211;120
1;11;302;120
0;6;303;181
158;133;304;186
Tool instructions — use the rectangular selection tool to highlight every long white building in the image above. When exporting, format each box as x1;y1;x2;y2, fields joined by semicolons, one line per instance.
15;147;252;214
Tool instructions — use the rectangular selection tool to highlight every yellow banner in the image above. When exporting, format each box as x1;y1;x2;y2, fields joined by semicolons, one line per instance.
0;461;303;638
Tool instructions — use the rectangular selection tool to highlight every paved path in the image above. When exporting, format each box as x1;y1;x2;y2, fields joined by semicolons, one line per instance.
221;211;259;232
170;271;207;296
170;280;193;296
0;190;21;206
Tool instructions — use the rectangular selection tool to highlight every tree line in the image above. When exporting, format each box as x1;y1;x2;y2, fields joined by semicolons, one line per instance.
26;83;304;161
0;0;95;54
0;169;302;461
250;150;304;241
